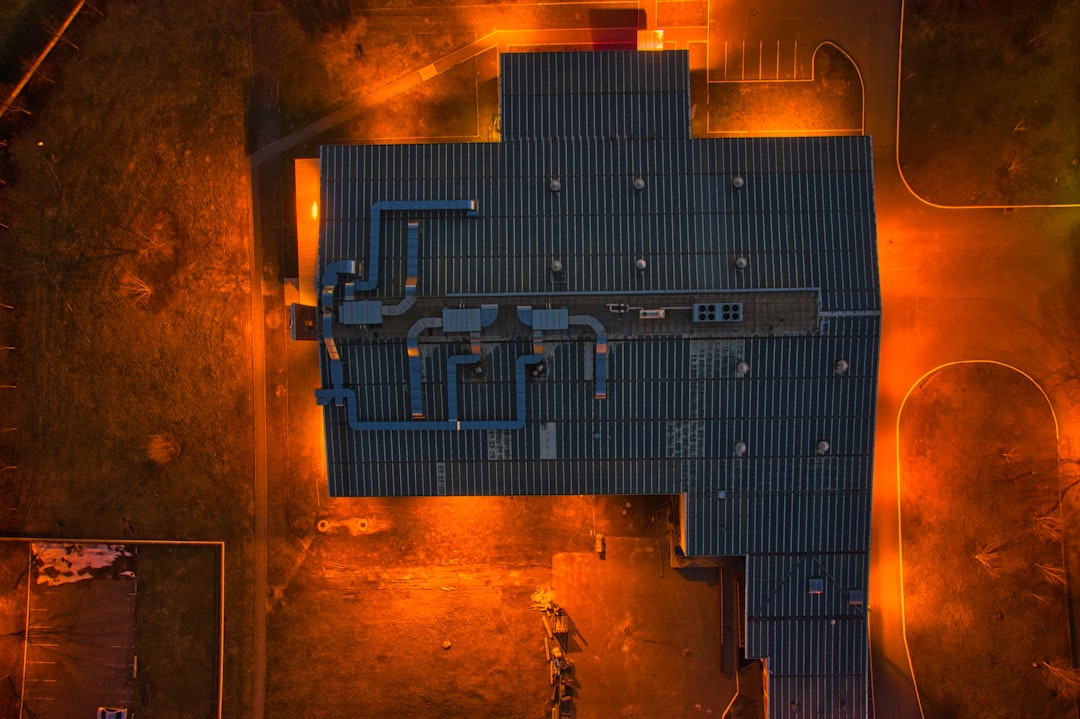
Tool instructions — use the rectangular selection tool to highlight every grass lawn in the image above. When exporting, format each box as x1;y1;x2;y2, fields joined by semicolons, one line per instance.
898;0;1080;205
899;362;1077;719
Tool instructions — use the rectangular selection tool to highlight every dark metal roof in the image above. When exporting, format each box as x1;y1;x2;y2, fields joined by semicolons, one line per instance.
319;138;877;310
312;51;879;718
500;51;691;141
767;674;868;719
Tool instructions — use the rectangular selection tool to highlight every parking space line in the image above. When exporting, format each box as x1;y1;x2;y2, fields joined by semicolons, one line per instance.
4;538;223;719
19;544;30;719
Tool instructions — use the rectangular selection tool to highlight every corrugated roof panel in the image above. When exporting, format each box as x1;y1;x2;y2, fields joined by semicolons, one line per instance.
501;51;690;141
747;553;869;621
767;674;867;718
747;616;868;677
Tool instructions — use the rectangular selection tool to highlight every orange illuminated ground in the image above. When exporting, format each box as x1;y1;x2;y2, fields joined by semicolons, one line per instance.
292;157;321;307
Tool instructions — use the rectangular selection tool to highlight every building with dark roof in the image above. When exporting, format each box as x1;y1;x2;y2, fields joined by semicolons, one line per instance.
303;50;879;718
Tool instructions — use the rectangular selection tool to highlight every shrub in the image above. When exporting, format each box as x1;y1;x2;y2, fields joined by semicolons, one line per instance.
147;433;181;465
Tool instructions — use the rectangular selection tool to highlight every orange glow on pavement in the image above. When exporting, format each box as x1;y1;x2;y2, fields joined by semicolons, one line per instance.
294;158;322;306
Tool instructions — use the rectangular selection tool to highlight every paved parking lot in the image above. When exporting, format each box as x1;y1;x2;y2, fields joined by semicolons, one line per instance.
20;544;136;719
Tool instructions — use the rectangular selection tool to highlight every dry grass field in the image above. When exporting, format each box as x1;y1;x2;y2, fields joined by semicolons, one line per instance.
898;0;1080;205
899;363;1076;719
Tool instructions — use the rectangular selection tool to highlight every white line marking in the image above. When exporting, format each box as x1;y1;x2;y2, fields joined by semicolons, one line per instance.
19;544;31;719
820;310;881;317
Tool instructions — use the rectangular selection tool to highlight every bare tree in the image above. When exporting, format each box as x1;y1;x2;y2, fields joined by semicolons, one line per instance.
146;433;181;465
1037;660;1080;700
118;272;152;302
1036;563;1068;587
1033;512;1064;543
975;541;1004;577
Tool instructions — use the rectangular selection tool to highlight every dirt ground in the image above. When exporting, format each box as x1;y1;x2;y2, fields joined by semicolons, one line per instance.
898;0;1080;206
132;544;223;718
553;538;733;716
265;496;575;718
263;493;741;718
899;362;1076;719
